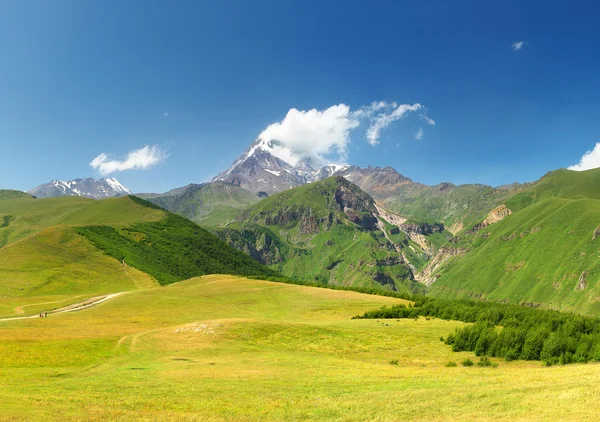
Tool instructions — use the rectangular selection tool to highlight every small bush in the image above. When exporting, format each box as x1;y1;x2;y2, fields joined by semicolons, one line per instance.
477;357;497;367
389;359;399;365
439;336;445;342
445;361;457;367
461;358;474;367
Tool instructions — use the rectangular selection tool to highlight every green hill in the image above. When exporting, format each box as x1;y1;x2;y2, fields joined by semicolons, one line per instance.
426;168;600;314
216;177;437;294
0;189;32;200
0;194;279;315
381;182;519;234
141;181;261;226
0;194;165;247
2;275;599;420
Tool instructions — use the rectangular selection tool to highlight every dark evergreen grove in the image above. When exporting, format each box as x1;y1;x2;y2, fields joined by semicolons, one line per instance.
353;297;600;366
76;197;281;285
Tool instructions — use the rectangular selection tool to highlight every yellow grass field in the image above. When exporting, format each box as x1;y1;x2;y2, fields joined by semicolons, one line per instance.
1;275;599;421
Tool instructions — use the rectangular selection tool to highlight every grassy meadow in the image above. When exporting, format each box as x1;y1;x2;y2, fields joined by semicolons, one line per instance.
1;275;599;421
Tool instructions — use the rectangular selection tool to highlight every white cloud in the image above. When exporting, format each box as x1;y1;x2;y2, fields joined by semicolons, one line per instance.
415;127;424;141
420;114;436;126
512;40;524;51
258;104;359;166
90;145;166;176
256;101;434;165
364;103;423;146
568;143;600;171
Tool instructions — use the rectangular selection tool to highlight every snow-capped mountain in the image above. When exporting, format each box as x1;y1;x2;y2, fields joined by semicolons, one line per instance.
213;139;348;194
29;178;131;199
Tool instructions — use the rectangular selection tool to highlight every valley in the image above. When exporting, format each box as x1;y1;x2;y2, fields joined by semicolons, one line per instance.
2;275;600;421
5;139;600;421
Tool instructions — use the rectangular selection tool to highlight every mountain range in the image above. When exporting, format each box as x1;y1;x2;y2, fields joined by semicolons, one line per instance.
11;136;600;314
29;177;131;199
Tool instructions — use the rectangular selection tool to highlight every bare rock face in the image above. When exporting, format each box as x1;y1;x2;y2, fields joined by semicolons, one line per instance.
401;222;444;235
576;271;588;291
471;204;512;232
484;204;512;225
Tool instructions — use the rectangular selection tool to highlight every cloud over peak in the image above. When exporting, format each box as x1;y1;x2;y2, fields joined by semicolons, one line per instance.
90;145;166;176
257;105;358;167
257;101;433;166
568;143;600;171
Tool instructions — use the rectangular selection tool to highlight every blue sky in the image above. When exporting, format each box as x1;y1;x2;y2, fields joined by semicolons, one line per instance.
1;0;599;193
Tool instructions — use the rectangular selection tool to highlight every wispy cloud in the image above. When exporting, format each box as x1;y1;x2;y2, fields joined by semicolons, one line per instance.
90;145;167;176
512;40;524;51
415;127;424;141
420;114;436;126
361;103;424;146
256;101;434;165
568;143;600;171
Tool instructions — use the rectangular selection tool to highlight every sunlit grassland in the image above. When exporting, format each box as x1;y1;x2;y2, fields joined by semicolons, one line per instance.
0;195;165;247
0;225;157;317
1;275;599;421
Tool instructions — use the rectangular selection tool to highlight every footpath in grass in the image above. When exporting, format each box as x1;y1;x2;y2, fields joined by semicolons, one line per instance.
1;275;600;421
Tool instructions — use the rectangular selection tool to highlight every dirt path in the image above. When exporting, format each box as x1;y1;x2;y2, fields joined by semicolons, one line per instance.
12;295;85;315
0;292;126;322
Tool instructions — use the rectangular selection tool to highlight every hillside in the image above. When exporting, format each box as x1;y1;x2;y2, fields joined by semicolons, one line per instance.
0;194;164;247
338;166;520;234
2;275;599;420
0;189;32;200
141;181;261;226
0;195;279;313
426;168;600;314
216;177;449;294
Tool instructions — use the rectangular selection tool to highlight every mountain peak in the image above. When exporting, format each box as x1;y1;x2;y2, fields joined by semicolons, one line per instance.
213;138;348;194
29;177;131;199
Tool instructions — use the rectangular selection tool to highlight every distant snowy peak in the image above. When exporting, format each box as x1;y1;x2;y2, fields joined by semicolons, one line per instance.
213;138;348;194
29;177;131;199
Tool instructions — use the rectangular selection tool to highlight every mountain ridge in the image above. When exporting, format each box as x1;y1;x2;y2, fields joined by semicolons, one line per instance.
29;177;131;199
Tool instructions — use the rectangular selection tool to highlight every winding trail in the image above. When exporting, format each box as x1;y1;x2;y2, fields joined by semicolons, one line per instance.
0;292;126;322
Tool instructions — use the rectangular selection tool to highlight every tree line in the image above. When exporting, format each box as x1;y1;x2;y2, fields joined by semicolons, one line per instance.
353;296;600;365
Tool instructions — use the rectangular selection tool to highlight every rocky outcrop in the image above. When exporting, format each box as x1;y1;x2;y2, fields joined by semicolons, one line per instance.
576;271;588;291
216;227;285;265
374;204;407;226
401;221;444;235
414;248;465;286
470;204;512;232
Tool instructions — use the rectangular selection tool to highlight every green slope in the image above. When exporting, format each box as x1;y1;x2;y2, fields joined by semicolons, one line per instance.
382;182;518;233
142;181;261;226
0;189;32;200
217;177;428;294
76;197;279;285
428;168;600;314
0;195;165;247
0;194;279;305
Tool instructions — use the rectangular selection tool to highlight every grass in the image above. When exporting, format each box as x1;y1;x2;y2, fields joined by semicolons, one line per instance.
1;275;600;420
430;196;600;314
0;195;165;247
0;225;157;317
217;177;427;293
143;181;260;226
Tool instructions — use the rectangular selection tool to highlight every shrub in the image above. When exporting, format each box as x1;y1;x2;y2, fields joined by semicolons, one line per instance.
477;357;497;367
389;359;399;365
353;294;600;365
445;361;457;367
461;358;474;367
